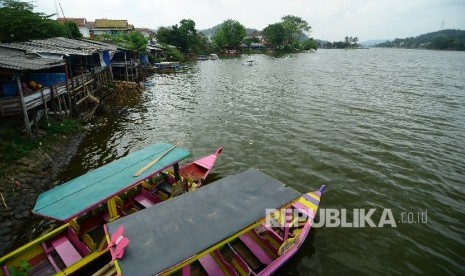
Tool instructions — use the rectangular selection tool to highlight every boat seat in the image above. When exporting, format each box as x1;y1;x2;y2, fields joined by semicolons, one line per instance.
199;254;225;276
50;235;82;267
212;250;238;275
239;233;273;265
227;244;255;275
134;189;162;208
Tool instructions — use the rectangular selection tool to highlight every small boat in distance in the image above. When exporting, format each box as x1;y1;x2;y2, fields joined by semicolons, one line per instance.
197;55;209;60
245;60;255;66
0;143;223;275
153;62;186;73
197;54;219;61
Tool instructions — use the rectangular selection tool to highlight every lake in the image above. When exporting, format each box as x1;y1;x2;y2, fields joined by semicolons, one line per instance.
61;48;465;274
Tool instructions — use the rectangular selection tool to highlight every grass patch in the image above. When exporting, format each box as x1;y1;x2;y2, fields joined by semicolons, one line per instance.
0;118;83;177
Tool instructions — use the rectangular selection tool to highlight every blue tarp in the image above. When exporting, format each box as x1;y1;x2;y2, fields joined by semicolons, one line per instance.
33;143;190;222
103;50;111;67
140;54;149;66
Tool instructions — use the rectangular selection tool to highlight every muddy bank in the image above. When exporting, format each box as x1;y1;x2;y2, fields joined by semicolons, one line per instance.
0;132;86;255
0;81;144;256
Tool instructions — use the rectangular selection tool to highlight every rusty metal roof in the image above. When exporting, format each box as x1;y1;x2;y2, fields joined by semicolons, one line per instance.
94;19;128;29
57;18;87;26
0;47;65;71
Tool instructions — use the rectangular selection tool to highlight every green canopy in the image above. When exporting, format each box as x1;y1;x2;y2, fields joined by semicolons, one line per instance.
33;143;190;222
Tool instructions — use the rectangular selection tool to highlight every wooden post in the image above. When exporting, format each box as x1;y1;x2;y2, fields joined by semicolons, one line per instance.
40;87;49;125
124;52;129;81
64;62;74;114
67;60;76;116
16;75;32;138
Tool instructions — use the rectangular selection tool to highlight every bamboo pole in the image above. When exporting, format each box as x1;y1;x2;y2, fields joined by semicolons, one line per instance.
133;142;182;177
0;192;9;209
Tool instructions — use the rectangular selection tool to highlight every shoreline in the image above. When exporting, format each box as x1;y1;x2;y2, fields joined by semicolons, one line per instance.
0;131;86;255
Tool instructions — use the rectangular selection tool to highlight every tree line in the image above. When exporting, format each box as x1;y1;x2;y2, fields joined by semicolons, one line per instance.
318;36;359;49
375;29;465;51
0;0;318;61
155;15;317;59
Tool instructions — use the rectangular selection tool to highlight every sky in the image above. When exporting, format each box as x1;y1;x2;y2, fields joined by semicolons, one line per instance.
34;0;465;42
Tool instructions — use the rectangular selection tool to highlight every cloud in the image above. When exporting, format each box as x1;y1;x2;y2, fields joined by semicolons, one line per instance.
34;0;465;41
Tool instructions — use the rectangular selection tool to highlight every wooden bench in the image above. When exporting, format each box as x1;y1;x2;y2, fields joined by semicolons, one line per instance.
199;253;225;275
51;236;82;267
239;233;274;265
133;189;162;209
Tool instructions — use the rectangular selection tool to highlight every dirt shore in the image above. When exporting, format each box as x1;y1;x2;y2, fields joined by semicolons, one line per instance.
0;132;86;255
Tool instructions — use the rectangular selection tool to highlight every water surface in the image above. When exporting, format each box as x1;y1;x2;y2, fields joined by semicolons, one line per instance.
63;48;465;275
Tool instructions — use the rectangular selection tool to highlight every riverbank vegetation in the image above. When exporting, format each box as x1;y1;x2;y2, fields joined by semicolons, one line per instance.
318;36;360;49
0;118;83;177
263;15;316;52
375;29;465;51
154;15;317;59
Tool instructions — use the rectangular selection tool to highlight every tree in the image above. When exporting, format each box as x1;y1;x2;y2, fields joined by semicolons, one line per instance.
262;15;312;52
97;32;147;54
212;19;246;50
0;0;66;42
63;21;82;39
262;23;287;49
156;19;209;54
302;39;317;50
281;15;311;42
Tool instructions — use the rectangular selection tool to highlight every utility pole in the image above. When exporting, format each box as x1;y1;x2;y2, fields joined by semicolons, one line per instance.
59;3;66;20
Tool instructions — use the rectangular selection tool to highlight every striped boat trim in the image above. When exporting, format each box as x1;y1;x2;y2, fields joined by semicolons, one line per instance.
303;193;320;206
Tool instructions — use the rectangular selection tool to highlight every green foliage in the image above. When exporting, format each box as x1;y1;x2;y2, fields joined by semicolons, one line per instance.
243;36;260;46
96;32;148;53
0;0;66;42
263;23;287;49
63;21;82;39
212;19;246;50
164;45;185;61
302;39;317;50
262;15;312;52
156;19;209;55
319;36;359;49
8;260;31;276
376;29;465;51
281;15;311;42
0;118;83;164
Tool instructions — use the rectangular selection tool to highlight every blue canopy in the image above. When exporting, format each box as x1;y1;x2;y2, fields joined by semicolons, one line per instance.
33;143;190;222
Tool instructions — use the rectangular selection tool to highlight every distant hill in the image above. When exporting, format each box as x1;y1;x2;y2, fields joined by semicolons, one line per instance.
375;29;465;51
360;39;389;47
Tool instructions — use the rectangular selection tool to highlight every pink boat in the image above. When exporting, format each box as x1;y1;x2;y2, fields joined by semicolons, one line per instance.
179;147;223;187
101;169;326;276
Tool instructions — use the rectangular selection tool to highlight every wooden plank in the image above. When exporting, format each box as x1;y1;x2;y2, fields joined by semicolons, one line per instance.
133;194;156;209
199;254;225;276
239;233;273;265
50;236;82;267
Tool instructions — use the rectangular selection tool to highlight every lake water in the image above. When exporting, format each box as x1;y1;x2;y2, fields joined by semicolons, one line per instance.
62;48;465;275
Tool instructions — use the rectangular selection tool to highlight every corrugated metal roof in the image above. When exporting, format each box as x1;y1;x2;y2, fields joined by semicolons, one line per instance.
0;37;118;56
94;19;128;29
0;47;65;71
